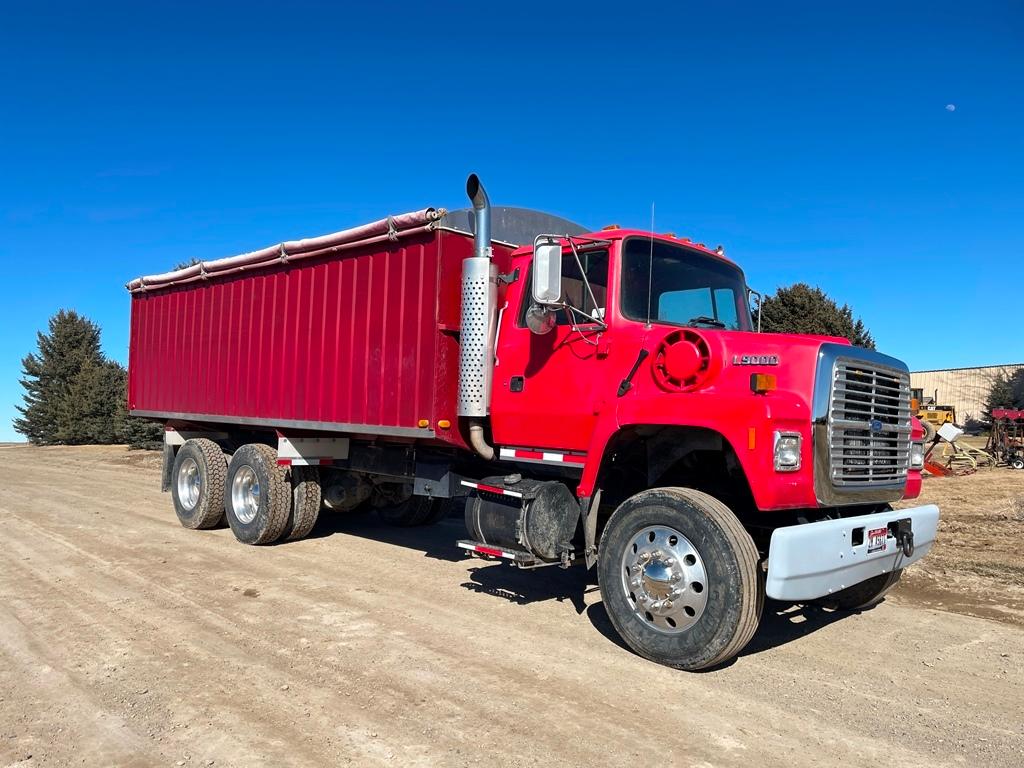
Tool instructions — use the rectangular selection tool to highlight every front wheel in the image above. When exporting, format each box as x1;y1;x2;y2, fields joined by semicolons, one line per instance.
597;488;763;671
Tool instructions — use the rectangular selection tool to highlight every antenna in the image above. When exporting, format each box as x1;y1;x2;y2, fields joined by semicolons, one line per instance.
645;202;655;328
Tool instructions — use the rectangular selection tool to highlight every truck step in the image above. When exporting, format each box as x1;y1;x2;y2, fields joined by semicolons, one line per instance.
457;539;572;569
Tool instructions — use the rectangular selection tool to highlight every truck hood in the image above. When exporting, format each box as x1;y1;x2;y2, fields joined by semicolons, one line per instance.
637;328;859;422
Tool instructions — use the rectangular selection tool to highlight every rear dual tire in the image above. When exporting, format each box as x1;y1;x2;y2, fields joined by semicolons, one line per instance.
175;440;320;544
285;465;322;541
171;438;228;530
223;444;293;545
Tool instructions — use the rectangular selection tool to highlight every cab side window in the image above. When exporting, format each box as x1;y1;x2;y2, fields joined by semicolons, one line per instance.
518;248;609;328
559;249;608;325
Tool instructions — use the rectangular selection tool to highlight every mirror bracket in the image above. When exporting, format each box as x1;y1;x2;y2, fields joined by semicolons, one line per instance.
497;267;520;285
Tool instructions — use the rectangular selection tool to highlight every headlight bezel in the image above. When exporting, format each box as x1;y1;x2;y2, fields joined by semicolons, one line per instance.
910;441;925;470
773;430;802;472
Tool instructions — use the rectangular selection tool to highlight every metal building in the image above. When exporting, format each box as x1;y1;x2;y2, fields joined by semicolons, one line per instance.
910;363;1024;423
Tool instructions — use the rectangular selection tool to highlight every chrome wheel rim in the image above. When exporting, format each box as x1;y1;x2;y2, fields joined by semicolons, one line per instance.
177;458;201;511
231;465;260;524
621;525;709;633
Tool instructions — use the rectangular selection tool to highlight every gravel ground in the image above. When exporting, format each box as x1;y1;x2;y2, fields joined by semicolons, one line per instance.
1;445;1022;767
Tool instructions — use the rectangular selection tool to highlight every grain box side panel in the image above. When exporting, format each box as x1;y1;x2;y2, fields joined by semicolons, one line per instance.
128;230;446;437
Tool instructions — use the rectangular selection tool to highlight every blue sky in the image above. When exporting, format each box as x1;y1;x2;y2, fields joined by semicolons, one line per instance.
1;2;1021;442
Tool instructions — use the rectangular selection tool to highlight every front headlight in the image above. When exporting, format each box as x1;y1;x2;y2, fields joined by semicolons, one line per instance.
910;441;925;469
773;431;802;472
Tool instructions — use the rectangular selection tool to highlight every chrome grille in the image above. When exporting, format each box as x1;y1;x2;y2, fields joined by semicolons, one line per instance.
828;358;912;486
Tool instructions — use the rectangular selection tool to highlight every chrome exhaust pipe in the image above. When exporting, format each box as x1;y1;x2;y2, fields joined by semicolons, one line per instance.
466;173;491;260
458;174;497;460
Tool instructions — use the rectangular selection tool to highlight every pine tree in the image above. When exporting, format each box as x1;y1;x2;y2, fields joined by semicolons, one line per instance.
11;310;162;446
121;414;165;451
98;358;163;449
984;370;1024;424
14;310;109;444
754;283;876;349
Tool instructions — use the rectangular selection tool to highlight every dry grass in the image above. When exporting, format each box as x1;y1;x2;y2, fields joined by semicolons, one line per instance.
894;468;1024;624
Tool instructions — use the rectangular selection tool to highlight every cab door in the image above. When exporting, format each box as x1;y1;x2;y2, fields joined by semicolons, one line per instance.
490;247;610;452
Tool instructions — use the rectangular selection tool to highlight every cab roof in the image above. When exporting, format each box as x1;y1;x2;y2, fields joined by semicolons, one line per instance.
511;228;737;266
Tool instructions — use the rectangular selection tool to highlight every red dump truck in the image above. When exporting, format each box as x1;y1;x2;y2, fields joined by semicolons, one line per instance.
126;175;939;669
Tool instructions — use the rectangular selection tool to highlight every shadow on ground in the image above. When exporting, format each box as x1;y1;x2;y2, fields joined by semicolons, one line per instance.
304;508;467;562
302;508;868;665
584;596;867;669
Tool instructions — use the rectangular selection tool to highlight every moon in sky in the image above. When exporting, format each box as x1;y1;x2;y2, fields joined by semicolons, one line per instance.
945;104;956;112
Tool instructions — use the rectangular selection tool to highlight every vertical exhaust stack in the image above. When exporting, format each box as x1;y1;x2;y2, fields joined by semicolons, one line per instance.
459;174;498;460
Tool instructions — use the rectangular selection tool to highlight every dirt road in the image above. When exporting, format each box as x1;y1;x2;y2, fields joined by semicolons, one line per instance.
1;446;1022;768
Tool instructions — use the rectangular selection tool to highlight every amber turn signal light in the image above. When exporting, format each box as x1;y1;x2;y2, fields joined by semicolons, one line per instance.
750;373;777;394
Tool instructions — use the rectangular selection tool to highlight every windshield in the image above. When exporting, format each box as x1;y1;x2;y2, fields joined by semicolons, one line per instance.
620;238;752;331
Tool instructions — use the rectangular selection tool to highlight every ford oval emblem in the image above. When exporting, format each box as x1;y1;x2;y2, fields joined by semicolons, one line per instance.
869;419;883;433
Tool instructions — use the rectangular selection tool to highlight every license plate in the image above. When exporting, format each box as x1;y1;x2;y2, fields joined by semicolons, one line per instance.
867;526;888;553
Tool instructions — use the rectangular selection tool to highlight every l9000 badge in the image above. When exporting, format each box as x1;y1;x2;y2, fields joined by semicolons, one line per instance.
732;354;779;366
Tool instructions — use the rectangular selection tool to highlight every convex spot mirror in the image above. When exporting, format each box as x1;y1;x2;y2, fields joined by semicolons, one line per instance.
532;237;563;306
525;303;556;335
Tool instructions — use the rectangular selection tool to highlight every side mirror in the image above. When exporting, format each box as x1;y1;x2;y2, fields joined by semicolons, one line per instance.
532;237;563;306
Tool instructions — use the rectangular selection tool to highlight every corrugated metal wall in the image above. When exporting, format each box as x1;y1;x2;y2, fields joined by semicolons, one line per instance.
128;230;464;438
910;364;1024;422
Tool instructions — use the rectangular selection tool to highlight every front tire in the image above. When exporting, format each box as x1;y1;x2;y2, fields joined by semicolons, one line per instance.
224;444;291;545
170;438;227;530
597;488;762;671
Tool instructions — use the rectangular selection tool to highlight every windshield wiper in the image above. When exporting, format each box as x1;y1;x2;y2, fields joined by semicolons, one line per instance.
687;315;726;329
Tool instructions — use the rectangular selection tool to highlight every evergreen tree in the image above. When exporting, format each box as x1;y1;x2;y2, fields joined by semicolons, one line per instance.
12;310;166;447
754;283;875;349
121;414;165;451
98;358;164;449
984;370;1024;423
14;310;111;444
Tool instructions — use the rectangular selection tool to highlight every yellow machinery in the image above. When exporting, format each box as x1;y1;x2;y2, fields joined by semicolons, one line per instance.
911;388;956;428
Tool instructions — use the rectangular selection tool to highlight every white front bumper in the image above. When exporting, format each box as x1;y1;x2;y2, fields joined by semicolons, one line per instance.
765;504;940;601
